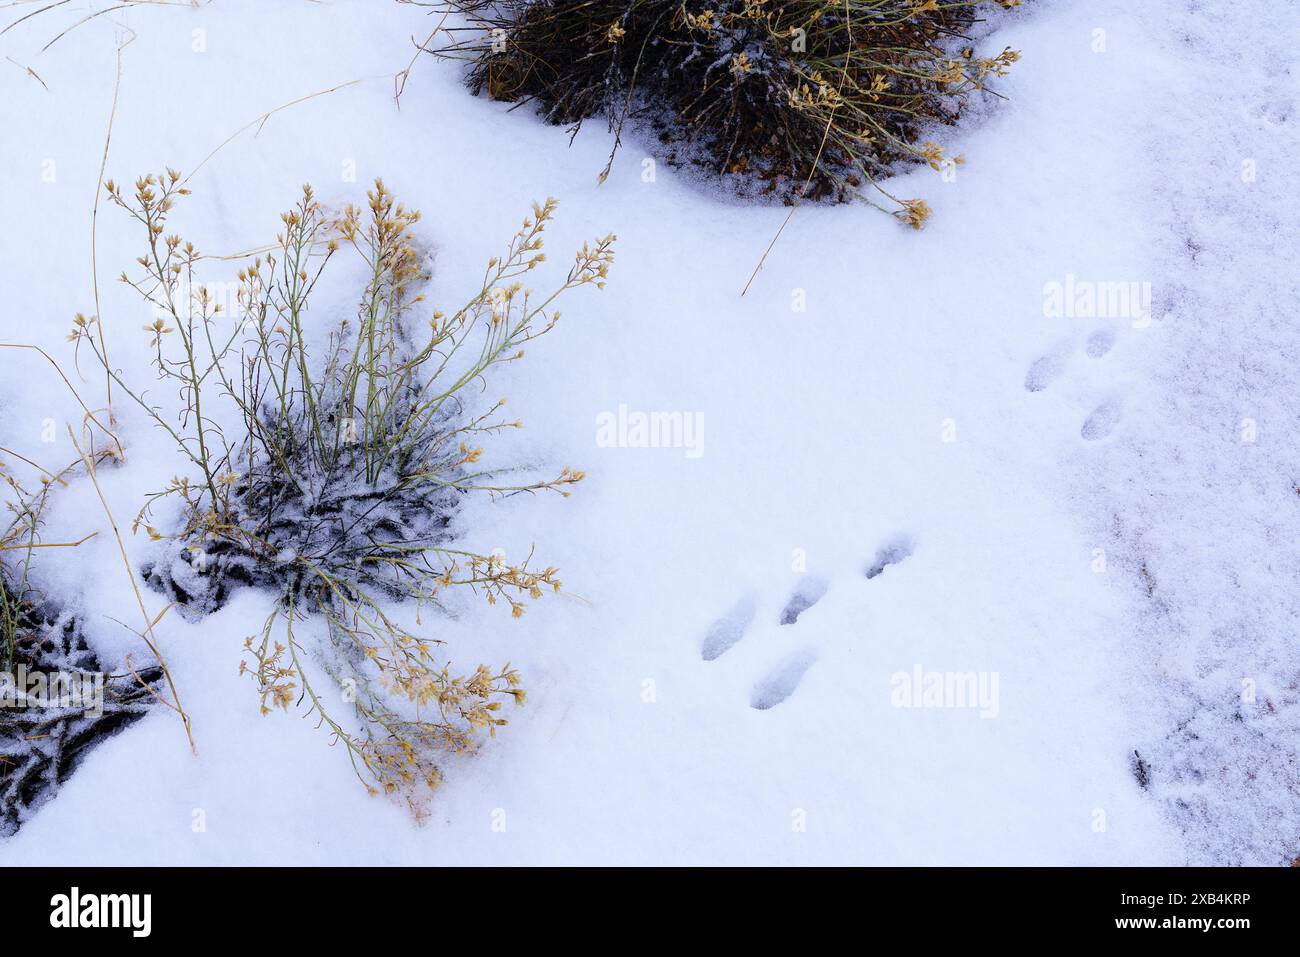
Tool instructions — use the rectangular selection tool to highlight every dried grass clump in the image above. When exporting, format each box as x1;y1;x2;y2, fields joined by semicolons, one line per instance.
74;172;614;800
436;0;1020;218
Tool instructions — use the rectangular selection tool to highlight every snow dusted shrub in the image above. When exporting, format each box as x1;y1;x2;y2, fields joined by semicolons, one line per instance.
437;0;1020;219
0;598;161;837
72;173;615;798
1;456;161;835
1;447;108;679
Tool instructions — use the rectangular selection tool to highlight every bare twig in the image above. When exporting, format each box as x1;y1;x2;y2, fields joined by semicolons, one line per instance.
0;343;123;460
394;7;453;108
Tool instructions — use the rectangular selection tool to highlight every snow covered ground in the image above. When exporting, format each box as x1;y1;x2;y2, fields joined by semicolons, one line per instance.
0;0;1294;865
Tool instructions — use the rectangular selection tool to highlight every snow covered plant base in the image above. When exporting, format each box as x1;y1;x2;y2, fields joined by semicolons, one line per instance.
1;464;160;836
0;602;160;837
438;0;1020;217
70;175;615;799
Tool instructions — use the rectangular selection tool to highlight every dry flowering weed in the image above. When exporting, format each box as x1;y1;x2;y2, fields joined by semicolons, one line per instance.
433;0;1021;218
73;172;615;801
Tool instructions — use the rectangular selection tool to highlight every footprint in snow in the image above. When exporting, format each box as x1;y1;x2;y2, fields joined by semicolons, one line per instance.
1025;329;1116;393
750;649;818;710
1024;352;1067;393
701;596;756;661
1081;399;1123;441
865;537;914;579
700;540;914;710
1085;328;1116;358
778;576;828;625
1024;330;1123;440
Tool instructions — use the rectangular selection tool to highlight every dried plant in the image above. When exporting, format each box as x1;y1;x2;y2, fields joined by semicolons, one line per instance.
0;343;192;755
1;463;68;678
74;172;615;799
0;447;162;836
434;0;1020;219
0;437;108;674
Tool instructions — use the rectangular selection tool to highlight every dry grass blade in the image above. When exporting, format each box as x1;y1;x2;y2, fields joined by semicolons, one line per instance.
0;343;123;459
0;0;73;38
3;54;48;89
92;33;133;411
183;77;379;186
394;5;454;107
68;427;195;754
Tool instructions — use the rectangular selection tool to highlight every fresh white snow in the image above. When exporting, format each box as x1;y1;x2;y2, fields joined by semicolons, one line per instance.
0;0;1294;865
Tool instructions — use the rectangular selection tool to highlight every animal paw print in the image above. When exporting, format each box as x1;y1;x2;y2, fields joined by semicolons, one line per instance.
1024;328;1121;441
777;577;827;626
750;648;817;711
701;538;914;710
